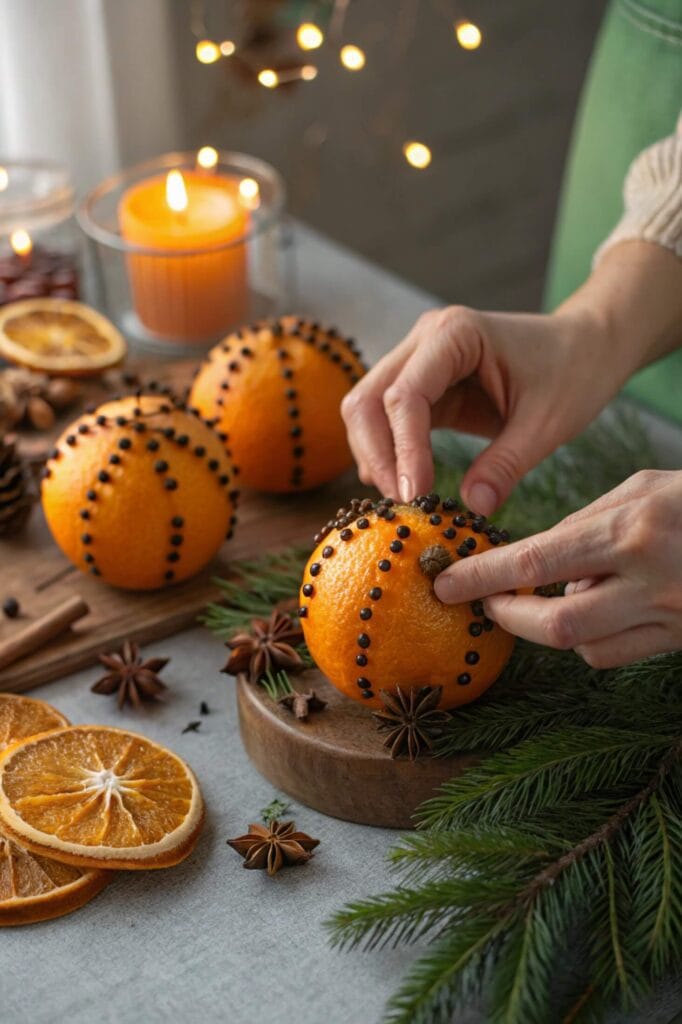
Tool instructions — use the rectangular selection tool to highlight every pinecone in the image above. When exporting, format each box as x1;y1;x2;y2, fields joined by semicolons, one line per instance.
0;438;34;537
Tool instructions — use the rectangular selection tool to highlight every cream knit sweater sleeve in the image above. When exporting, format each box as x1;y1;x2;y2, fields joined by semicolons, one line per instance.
594;113;682;265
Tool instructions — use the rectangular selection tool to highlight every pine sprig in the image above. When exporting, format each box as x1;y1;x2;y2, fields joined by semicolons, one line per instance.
420;727;676;831
259;668;294;701
200;545;309;637
328;740;682;1023
195;404;679;1022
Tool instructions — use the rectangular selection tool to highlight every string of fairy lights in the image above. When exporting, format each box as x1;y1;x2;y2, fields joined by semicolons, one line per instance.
190;0;484;170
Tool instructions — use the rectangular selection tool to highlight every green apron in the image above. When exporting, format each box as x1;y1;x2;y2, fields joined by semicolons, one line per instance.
545;0;682;423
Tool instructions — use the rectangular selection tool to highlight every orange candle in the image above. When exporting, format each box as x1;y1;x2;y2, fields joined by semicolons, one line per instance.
119;169;248;341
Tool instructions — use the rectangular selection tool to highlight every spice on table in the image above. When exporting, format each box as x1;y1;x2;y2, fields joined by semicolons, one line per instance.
372;685;449;760
227;819;319;876
91;640;169;709
278;689;327;720
222;609;304;684
182;720;202;734
260;797;292;824
200;701;210;715
0;595;89;672
2;596;20;619
0;437;35;537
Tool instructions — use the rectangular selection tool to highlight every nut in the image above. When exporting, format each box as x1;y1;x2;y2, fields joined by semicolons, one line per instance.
26;395;56;431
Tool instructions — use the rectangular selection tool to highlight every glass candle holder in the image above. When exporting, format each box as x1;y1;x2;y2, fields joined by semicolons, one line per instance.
78;150;290;352
0;160;81;306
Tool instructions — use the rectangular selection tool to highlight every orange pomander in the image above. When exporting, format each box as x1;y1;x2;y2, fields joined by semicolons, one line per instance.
188;316;366;493
299;494;515;710
41;393;237;590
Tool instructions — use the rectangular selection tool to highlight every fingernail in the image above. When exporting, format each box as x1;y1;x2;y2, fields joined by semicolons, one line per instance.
468;482;497;516
434;572;455;603
399;475;413;503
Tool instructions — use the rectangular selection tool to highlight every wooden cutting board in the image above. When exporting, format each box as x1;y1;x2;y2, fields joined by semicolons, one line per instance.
0;356;365;693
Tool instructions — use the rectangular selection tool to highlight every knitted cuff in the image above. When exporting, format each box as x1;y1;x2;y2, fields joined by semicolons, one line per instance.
594;115;682;266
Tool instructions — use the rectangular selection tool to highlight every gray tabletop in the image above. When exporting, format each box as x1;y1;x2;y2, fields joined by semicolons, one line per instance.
4;226;681;1024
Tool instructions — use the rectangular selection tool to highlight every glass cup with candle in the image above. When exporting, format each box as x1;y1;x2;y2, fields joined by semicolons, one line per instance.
79;151;288;352
0;160;81;307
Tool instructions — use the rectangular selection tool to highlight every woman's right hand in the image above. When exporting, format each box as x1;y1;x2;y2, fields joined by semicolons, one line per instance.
341;241;682;515
341;303;627;515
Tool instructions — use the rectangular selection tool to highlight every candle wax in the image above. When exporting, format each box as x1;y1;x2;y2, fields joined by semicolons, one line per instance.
119;171;248;341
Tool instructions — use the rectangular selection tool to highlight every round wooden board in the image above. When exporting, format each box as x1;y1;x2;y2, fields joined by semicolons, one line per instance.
237;669;478;829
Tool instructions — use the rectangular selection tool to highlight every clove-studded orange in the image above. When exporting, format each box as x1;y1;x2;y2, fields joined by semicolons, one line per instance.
299;494;516;710
41;392;237;590
188;316;366;493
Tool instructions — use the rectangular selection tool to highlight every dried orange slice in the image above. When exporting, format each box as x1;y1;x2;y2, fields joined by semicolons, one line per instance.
0;725;204;870
0;827;111;926
0;298;127;377
0;694;111;925
0;692;69;753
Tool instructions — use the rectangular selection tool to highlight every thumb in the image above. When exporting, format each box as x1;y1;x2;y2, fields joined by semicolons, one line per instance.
460;413;559;515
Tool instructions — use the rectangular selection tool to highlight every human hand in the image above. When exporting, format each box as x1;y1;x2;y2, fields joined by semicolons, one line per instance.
341;304;629;515
433;469;682;668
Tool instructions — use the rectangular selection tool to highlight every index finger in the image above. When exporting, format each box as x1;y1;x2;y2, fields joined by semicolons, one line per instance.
383;311;483;502
341;316;433;496
433;517;615;604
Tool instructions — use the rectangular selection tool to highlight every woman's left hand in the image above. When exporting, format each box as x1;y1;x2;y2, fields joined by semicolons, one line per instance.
434;469;682;668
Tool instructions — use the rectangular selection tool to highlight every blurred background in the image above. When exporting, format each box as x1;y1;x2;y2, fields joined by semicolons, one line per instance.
0;0;608;311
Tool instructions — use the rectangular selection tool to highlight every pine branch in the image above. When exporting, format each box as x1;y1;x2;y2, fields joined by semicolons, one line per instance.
329;875;524;953
388;825;559;885
515;738;682;908
420;728;676;831
200;545;309;636
382;915;511;1024
329;738;682;1023
259;669;294;701
623;778;682;977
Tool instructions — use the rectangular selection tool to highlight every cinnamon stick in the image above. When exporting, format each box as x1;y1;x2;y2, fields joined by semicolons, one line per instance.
0;596;90;673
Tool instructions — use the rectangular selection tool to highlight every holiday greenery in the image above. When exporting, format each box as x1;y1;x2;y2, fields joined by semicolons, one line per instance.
204;404;681;1022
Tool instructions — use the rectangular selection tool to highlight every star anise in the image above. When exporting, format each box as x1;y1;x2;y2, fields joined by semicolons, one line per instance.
222;609;304;684
227;819;319;876
278;689;327;720
91;641;169;709
372;686;449;760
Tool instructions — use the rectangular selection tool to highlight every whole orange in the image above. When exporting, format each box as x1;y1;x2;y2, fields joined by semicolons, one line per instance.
188;316;365;493
41;393;237;590
299;494;515;710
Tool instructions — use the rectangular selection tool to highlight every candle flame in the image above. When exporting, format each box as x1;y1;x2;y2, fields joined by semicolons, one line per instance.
166;170;188;213
238;177;260;210
0;167;8;192
197;146;218;169
10;228;32;257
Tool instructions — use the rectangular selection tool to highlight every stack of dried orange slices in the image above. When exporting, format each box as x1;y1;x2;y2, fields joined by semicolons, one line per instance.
0;693;204;926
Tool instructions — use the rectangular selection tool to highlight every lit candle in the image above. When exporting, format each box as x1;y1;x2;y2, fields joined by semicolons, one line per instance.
119;167;248;341
10;228;33;265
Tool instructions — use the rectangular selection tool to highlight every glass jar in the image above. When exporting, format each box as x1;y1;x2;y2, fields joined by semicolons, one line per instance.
0;160;81;306
78;150;291;354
